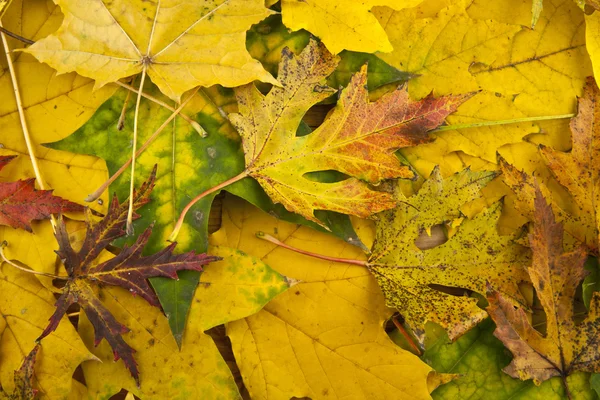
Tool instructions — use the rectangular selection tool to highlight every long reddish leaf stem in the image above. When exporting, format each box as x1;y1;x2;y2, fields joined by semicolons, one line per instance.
85;87;200;203
392;316;422;356
1;241;66;280
255;232;369;267
168;171;249;242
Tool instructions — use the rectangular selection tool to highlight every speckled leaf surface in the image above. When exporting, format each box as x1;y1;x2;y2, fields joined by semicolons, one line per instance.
369;168;530;343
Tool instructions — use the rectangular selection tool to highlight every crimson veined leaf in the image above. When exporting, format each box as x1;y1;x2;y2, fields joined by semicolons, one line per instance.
38;166;219;385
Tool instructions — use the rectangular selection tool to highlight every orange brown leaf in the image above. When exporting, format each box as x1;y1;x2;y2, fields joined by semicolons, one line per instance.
228;40;470;227
487;186;600;387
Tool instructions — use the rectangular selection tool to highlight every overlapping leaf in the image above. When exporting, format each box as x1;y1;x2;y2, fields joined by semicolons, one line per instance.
229;39;469;227
487;188;600;387
0;156;84;231
78;246;292;399
38;168;219;385
0;0;113;212
369;168;530;343
25;0;278;100
277;0;424;54
212;195;442;400
420;319;595;399
502;78;600;253
0;345;38;400
0;263;95;399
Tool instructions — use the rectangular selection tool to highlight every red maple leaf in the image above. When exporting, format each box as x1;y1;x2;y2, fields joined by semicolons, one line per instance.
37;166;220;384
0;155;85;231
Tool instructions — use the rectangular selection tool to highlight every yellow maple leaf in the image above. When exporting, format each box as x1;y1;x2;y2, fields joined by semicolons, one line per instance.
369;168;530;343
487;188;600;389
278;0;424;54
211;195;443;400
25;0;278;101
0;264;95;399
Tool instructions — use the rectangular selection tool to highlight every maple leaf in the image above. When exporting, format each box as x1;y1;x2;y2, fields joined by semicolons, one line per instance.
37;167;219;385
0;261;94;399
212;195;442;400
25;0;278;101
368;168;530;343
226;40;469;228
486;187;600;390
78;246;292;399
0;345;39;400
502;78;600;253
0;155;85;232
278;0;424;54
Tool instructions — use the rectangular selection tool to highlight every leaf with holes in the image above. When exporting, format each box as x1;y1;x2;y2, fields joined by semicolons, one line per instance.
24;0;278;100
369;168;530;344
37;167;219;385
486;187;600;389
226;39;469;229
0;156;85;231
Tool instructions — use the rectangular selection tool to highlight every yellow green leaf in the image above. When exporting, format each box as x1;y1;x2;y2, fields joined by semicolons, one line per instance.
212;196;441;400
369;168;530;343
25;0;278;100
79;245;291;399
0;264;95;400
279;0;424;54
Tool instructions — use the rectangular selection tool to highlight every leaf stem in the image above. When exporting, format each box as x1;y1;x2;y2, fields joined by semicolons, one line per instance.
392;316;422;356
0;241;66;280
168;171;249;242
434;114;575;132
255;232;369;267
85;87;200;202
0;26;34;45
113;80;206;137
126;66;148;236
0;22;57;230
117;79;134;130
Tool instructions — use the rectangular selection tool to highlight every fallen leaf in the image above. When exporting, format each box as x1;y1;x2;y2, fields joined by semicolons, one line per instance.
212;195;443;400
486;187;600;388
0;345;39;400
369;168;530;343
78;246;292;399
0;0;10;18
0;0;113;211
0;156;84;231
0;263;95;399
279;0;424;54
38;168;219;385
49;80;368;342
229;40;468;227
246;14;413;94
25;0;278;100
501;78;600;253
420;319;596;399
